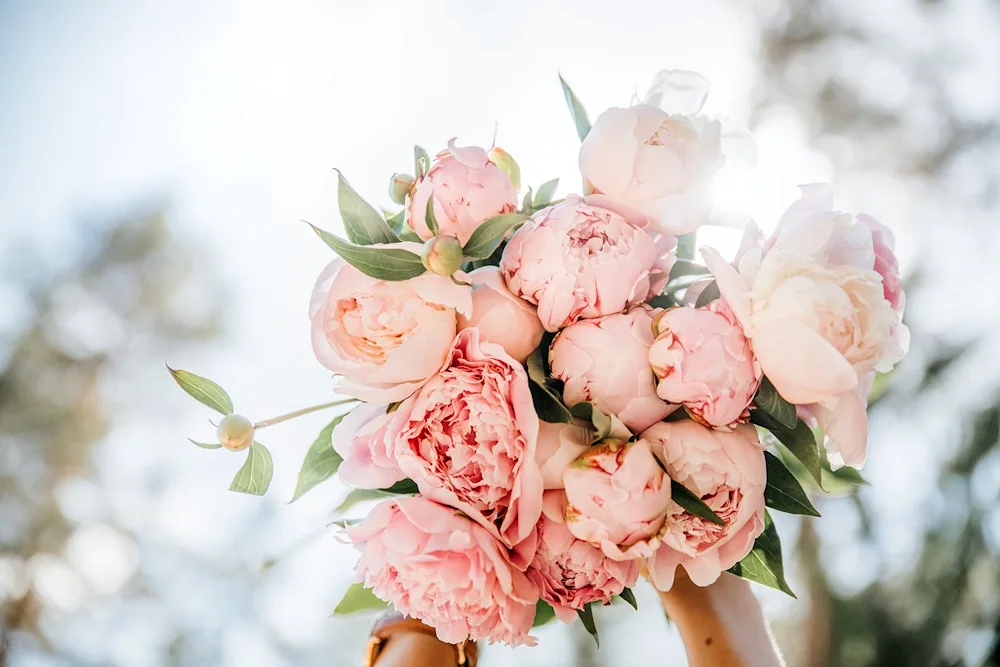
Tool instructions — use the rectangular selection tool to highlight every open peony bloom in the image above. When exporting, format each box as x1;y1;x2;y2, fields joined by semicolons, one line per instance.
457;266;545;364
702;185;908;468
527;491;639;622
549;307;673;433
309;253;472;403
641;420;766;590
388;328;543;548
501;196;676;332
649;301;762;428
332;403;404;490
563;438;672;561
407;139;518;245
346;496;539;646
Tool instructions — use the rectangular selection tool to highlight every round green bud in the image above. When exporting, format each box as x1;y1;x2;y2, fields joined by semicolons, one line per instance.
217;414;255;451
421;235;465;276
388;173;415;206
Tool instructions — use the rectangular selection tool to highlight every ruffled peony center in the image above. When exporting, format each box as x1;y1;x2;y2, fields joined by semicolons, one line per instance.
562;212;639;274
664;484;741;557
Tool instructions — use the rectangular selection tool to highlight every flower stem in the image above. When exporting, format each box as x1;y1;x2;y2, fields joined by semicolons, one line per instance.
254;398;359;430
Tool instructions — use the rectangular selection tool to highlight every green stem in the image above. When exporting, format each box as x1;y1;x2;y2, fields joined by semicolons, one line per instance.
254;398;359;430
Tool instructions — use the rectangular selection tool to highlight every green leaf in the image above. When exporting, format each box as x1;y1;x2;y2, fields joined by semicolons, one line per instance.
166;366;234;415
414;145;431;177
229;442;274;496
424;194;439;236
670;480;725;526
533;600;557;628
533;179;559;207
289;412;350;502
520;186;534;214
756;417;823;487
526;348;572;423
335;170;400;246
647;293;679;309
397;224;423;243
569;402;612;443
386;209;406;235
676;232;697;261
188;438;222;450
333;582;389;615
694;280;720;307
825;464;868;486
728;511;795;597
763;452;820;517
461;213;529;260
334;478;420;514
558;74;592;142
619;588;638;610
576;603;599;646
309;223;426;281
669;258;711;280
383;478;419;494
754;377;797;429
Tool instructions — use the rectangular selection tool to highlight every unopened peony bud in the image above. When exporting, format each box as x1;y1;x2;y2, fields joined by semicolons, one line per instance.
217;414;255;451
421;235;465;276
388;173;415;205
487;147;521;192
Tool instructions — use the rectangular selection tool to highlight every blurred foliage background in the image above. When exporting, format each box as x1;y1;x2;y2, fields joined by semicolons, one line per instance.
0;1;997;666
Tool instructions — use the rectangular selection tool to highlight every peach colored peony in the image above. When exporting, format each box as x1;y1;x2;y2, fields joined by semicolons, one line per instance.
388;328;542;547
578;103;722;236
332;403;404;490
346;496;538;646
641;420;766;590
702;185;907;467
649;301;761;428
549;307;673;433
563;438;672;561
407;139;518;245
309;253;472;403
527;491;639;622
457;266;545;363
534;420;592;490
500;196;676;332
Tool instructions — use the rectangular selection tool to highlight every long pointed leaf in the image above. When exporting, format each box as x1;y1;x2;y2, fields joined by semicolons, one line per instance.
229;442;273;496
167;366;233;415
559;74;592;142
671;480;725;526
462;214;529;260
335;170;400;245
309;223;426;281
763;451;820;516
290;412;351;502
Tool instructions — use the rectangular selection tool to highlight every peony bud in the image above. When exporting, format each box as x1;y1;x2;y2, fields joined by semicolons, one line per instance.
421;235;465;276
388;173;415;205
487;147;521;192
217;414;255;451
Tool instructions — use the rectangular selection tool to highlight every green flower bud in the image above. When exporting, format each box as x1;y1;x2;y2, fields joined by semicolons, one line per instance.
388;173;415;206
487;147;521;192
421;235;465;276
217;414;255;451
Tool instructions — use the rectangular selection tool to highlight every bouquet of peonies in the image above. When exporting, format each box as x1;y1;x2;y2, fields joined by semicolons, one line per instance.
168;70;908;648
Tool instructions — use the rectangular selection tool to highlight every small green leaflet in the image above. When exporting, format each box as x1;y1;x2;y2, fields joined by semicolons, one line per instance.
333;582;389;615
755;416;823;486
289;412;350;502
533;600;557;628
335;170;400;245
619;588;638;610
576;602;599;646
694;280;720;307
558;74;592;142
763;451;820;517
461;213;529;260
754;378;797;430
670;480;725;526
334;478;420;514
533;179;559;207
647;293;679;309
309;223;426;281
526;348;572;423
728;511;795;597
669;258;711;280
424;195;440;235
167;366;234;415
414;145;431;177
229;442;273;496
520;186;534;214
676;232;697;261
188;438;222;450
569;402;612;443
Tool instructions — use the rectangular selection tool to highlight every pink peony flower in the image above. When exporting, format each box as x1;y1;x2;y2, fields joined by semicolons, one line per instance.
346;496;538;646
563;438;672;561
457;266;545;364
549;307;673;433
388;328;542;547
527;491;639;622
534;420;592;490
309;253;472;403
500;196;676;332
702;185;908;467
407;139;518;245
578;103;722;236
641;420;766;589
649;301;762;428
332;403;404;490
858;213;905;314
